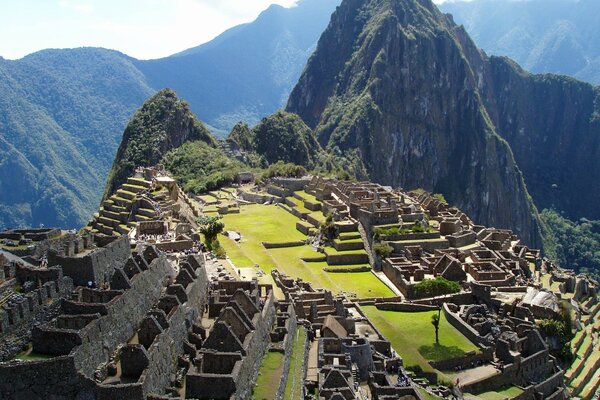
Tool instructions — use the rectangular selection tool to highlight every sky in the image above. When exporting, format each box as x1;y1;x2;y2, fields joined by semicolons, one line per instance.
0;0;450;60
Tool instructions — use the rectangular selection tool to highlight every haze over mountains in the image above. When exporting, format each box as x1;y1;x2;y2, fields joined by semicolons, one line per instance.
0;0;340;230
440;0;600;84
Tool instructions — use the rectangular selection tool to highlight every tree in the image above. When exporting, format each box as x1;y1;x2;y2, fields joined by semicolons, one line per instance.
197;215;225;246
431;308;441;344
320;213;338;243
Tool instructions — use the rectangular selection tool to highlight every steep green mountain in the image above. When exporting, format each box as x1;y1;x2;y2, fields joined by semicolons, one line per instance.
246;111;323;167
0;0;340;229
136;0;341;135
104;89;215;196
288;0;555;247
0;48;153;229
439;0;600;84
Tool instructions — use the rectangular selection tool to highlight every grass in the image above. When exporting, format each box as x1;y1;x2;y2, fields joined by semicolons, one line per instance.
466;385;524;400
323;246;368;256
417;388;442;400
294;190;318;203
308;212;327;224
361;306;479;375
220;204;393;299
253;351;285;400
284;327;306;400
222;204;306;243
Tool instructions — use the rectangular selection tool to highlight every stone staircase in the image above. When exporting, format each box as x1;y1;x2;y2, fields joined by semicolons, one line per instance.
88;177;156;236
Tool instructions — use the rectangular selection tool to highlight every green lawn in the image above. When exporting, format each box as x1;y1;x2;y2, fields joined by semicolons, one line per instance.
466;385;524;400
361;306;479;375
220;205;394;299
222;204;307;243
284;327;306;400
253;351;285;400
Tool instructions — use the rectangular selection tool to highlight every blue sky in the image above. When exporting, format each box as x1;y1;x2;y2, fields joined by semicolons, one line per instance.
0;0;450;60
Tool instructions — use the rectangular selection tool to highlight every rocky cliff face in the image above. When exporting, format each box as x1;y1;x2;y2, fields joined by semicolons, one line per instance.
287;0;545;246
478;58;600;221
104;89;215;197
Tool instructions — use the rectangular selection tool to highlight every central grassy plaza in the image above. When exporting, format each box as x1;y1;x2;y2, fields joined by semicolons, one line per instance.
219;204;394;299
361;306;479;377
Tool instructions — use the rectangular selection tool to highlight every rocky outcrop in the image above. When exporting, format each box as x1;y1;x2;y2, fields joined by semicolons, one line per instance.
287;0;546;246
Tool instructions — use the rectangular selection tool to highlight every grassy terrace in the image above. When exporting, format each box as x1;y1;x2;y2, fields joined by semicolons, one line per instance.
220;204;393;298
253;351;284;400
294;190;318;203
361;306;479;378
465;385;524;400
284;327;306;400
286;196;312;214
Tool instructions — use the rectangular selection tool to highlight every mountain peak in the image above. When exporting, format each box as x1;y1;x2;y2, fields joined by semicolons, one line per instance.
103;89;215;198
287;0;544;246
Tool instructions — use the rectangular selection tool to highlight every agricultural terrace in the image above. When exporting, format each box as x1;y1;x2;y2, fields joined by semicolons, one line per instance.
361;306;479;379
219;204;394;299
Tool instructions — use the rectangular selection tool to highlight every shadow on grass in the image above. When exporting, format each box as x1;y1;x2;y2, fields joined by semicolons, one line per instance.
418;343;465;361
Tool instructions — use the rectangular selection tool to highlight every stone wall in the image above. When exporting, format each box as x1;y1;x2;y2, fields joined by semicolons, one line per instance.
442;303;493;348
274;305;298;400
375;302;439;312
325;252;369;265
0;265;74;361
238;190;282;204
33;256;172;378
272;177;311;192
137;259;209;397
235;290;277;399
48;235;131;287
0;356;97;399
267;185;293;198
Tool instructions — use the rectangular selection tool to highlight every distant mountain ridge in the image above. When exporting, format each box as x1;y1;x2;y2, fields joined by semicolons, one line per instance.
0;0;340;230
440;0;600;84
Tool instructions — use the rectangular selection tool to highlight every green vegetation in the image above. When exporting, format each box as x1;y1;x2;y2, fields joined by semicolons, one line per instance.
542;209;600;278
252;111;322;167
219;204;393;298
374;224;435;238
537;302;575;363
253;351;285;400
105;89;216;197
465;385;524;400
431;310;441;343
260;161;307;180
373;242;393;258
163;141;246;194
320;214;339;243
413;278;461;299
362;306;479;376
432;193;448;204
284;327;306;400
227;122;254;152
197;215;225;249
0;48;154;229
